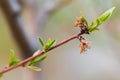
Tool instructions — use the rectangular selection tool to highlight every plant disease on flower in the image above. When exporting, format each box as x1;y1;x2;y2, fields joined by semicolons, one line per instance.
0;7;115;78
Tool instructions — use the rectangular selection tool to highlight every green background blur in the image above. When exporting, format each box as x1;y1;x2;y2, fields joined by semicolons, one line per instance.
0;0;120;80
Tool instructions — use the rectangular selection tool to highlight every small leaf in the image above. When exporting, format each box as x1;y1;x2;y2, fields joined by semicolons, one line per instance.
9;50;15;63
50;40;56;47
46;40;56;49
0;74;3;78
9;59;20;66
88;7;115;32
46;39;52;45
9;50;20;66
29;53;48;66
80;12;88;26
44;39;51;50
88;19;100;32
44;39;56;51
38;53;48;61
38;38;44;47
98;7;115;24
27;66;42;71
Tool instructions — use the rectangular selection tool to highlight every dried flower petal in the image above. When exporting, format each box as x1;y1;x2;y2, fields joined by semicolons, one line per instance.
79;37;90;54
74;17;89;34
74;17;83;27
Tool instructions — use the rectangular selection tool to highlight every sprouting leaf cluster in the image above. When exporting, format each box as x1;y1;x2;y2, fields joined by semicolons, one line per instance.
39;38;56;52
27;38;56;71
80;12;88;26
0;50;21;78
80;7;115;33
0;38;56;73
28;52;48;66
27;53;48;71
9;50;20;67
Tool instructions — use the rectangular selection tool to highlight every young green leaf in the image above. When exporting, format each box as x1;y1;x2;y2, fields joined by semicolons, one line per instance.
44;39;56;51
80;12;88;26
9;50;20;66
9;50;15;62
29;53;48;66
88;7;115;32
0;74;3;78
98;7;115;24
38;53;48;61
46;39;52;46
9;59;20;67
27;66;42;71
49;40;56;47
43;39;52;51
38;37;44;47
46;39;56;50
88;19;100;32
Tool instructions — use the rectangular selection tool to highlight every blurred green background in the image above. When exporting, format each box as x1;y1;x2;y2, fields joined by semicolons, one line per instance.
0;0;120;80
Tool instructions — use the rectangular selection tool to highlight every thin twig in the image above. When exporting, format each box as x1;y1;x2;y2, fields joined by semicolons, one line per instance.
0;32;83;74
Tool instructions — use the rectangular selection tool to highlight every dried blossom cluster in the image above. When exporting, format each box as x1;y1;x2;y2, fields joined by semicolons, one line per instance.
74;17;84;27
74;17;90;53
79;36;90;53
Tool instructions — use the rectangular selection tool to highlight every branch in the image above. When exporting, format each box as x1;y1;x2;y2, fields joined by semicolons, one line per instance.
0;6;115;77
0;31;83;74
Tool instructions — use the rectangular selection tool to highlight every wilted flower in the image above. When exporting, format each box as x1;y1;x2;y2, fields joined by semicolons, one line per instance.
79;36;90;54
74;17;84;27
74;17;89;34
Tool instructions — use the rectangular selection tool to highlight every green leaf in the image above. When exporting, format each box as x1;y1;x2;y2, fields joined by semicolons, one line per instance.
88;19;100;32
44;39;56;51
9;50;15;66
27;66;42;71
46;39;52;46
43;39;52;50
49;40;56;47
38;37;44;47
98;7;115;23
9;50;14;62
9;59;20;66
46;39;56;50
29;53;48;66
80;12;88;26
9;50;20;66
88;7;115;32
38;53;48;61
0;74;3;78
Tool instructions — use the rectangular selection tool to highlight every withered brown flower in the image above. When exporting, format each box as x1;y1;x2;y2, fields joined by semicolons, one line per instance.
74;17;89;34
74;17;84;27
79;37;90;54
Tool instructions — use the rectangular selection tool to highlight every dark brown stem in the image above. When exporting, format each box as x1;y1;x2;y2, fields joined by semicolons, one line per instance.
0;32;83;74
